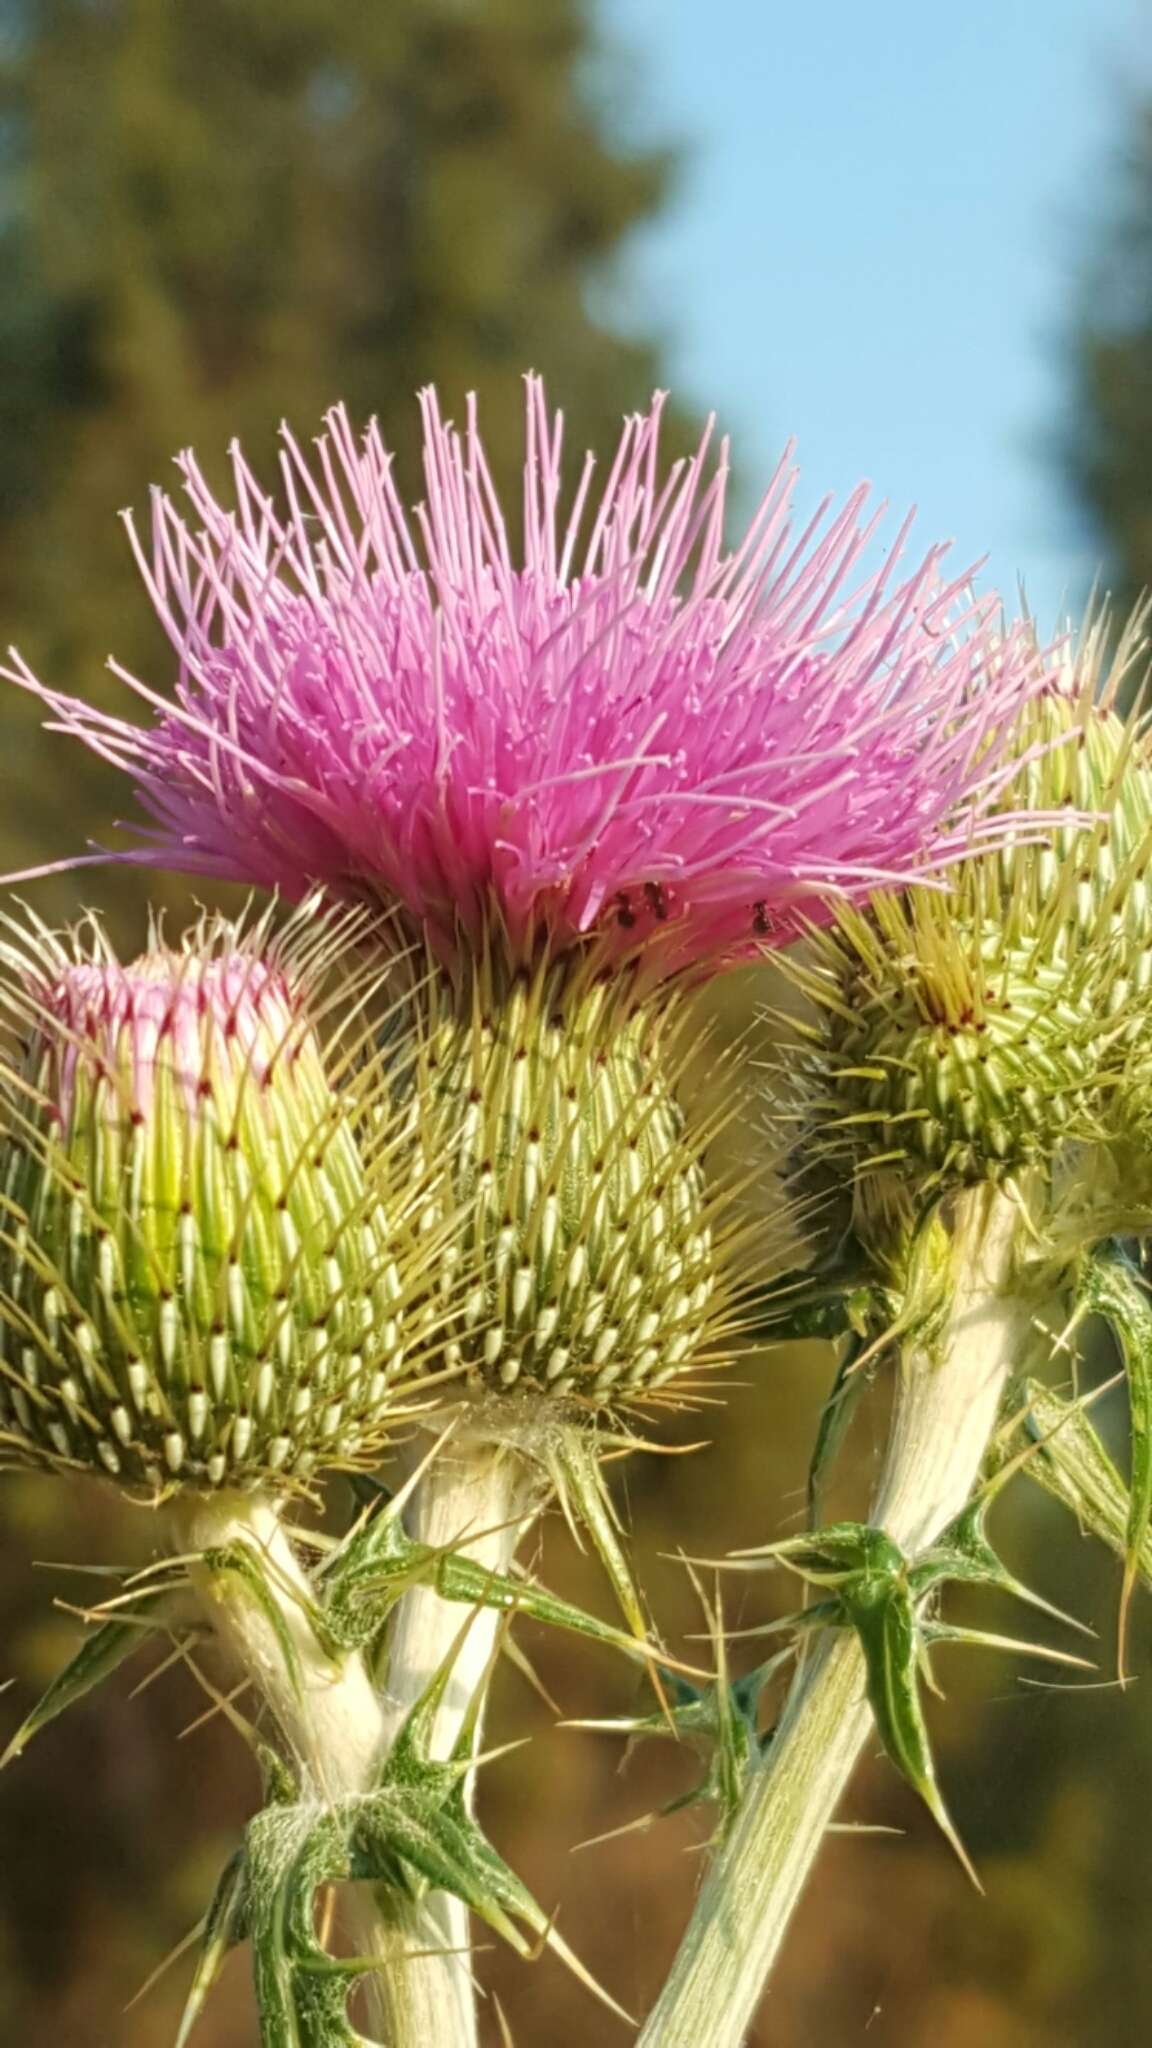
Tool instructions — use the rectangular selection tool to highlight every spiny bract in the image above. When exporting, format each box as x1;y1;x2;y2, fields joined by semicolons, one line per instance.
0;905;432;1491
397;953;739;1409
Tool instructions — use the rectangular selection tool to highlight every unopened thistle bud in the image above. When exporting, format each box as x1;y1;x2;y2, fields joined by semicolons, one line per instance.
0;909;423;1490
784;609;1152;1258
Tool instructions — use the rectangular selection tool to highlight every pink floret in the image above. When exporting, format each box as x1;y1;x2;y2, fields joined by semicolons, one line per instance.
5;378;1045;977
21;949;297;1127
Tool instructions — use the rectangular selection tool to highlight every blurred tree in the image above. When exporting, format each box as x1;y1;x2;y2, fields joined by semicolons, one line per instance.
1066;97;1152;621
0;0;685;918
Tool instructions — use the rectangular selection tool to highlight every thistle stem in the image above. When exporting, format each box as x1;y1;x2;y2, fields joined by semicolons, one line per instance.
180;1488;386;1797
640;1183;1035;2048
178;1490;393;2038
371;1432;538;2048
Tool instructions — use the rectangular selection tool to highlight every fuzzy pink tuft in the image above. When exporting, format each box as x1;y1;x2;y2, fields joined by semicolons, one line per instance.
6;379;1047;976
19;948;298;1127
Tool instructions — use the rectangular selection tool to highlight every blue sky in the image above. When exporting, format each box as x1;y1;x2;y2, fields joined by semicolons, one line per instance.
607;0;1152;629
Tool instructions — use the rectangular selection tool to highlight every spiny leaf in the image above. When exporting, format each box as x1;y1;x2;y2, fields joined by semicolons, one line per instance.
321;1474;659;1666
840;1570;980;1887
544;1425;648;1642
920;1621;1094;1672
807;1333;871;1525
378;1612;481;1804
350;1788;529;1951
1022;1377;1152;1586
567;1652;786;1837
2;1591;170;1767
362;1630;630;2022
242;1797;372;2048
730;1521;905;1587
438;1553;649;1659
912;1497;1091;1637
177;1636;581;2048
1083;1245;1152;1668
566;1564;788;1839
348;1786;632;2025
174;1852;247;2048
243;1806;320;2046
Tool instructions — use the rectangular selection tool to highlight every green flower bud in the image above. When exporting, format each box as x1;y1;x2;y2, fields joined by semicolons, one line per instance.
401;956;732;1410
782;610;1152;1255
0;910;421;1490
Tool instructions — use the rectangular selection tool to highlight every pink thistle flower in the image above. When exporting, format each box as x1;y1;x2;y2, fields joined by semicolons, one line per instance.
6;379;1044;978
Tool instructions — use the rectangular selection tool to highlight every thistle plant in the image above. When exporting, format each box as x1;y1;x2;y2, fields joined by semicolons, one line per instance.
0;381;1066;2045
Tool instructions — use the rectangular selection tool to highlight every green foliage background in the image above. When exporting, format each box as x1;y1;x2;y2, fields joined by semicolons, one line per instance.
0;5;1150;2042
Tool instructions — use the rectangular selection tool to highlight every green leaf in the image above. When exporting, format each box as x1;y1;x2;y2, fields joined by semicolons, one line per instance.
542;1425;648;1642
365;1631;631;2022
807;1335;871;1526
731;1505;1093;1886
321;1475;654;1666
567;1648;785;1838
911;1497;1089;1636
2;1592;170;1768
732;1520;905;1587
349;1787;528;1952
243;1800;363;2048
1022;1377;1152;1585
840;1569;979;1887
920;1620;1093;1674
436;1553;649;1659
1082;1245;1152;1662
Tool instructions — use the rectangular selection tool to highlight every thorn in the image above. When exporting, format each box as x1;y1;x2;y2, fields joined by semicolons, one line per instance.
128;1635;197;1700
925;1624;1095;1673
500;1634;562;1716
924;1781;983;1893
123;1915;207;2013
826;1822;905;1836
573;1809;664;1851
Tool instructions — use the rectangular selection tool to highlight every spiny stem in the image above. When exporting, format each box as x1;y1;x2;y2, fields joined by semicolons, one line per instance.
639;1183;1037;2048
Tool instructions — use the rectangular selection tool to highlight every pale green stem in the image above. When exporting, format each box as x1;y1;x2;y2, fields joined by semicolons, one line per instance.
640;1183;1037;2048
178;1490;392;2035
180;1488;387;1796
370;1434;538;2048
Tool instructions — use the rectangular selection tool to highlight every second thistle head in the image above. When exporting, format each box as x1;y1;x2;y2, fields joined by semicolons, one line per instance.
0;903;436;1492
779;610;1152;1275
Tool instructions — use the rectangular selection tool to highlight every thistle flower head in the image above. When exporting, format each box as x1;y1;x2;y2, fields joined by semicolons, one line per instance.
0;903;430;1491
781;608;1152;1256
9;380;1047;981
